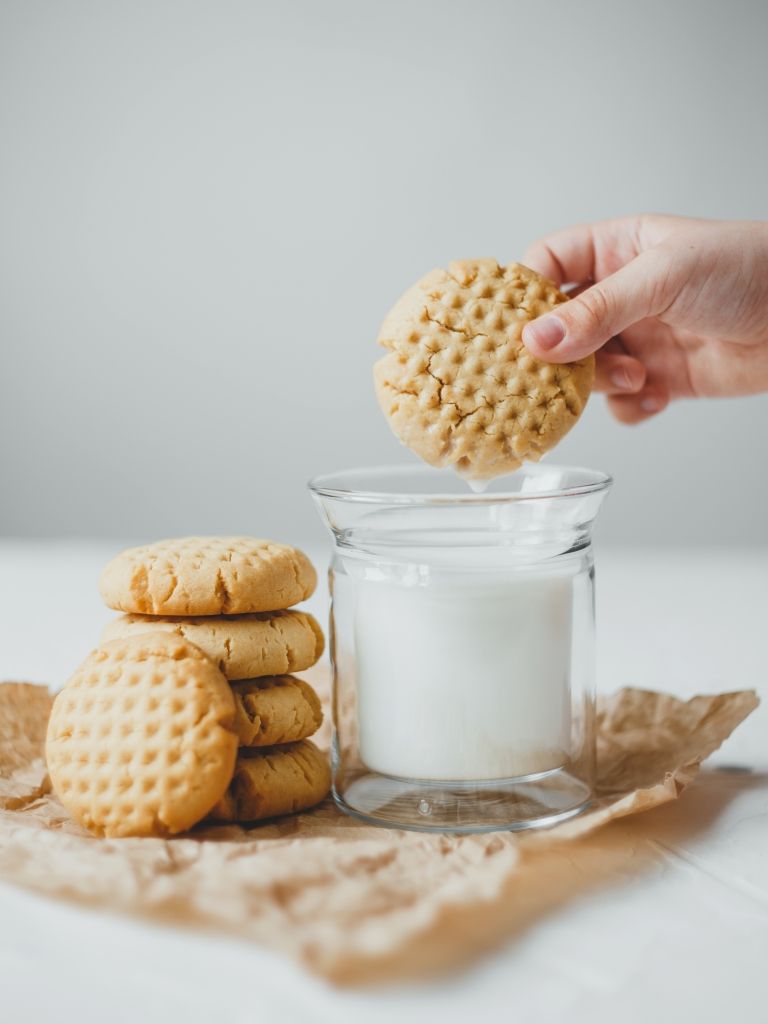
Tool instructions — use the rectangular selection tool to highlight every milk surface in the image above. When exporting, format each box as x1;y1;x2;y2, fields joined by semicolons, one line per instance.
354;567;573;781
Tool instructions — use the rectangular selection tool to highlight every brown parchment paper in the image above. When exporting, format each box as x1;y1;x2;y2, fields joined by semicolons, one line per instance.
0;677;758;985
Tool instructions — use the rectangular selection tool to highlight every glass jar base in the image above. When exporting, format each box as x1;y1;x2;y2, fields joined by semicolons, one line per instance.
334;767;592;834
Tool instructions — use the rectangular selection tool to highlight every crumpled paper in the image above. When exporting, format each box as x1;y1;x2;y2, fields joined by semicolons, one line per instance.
0;676;757;984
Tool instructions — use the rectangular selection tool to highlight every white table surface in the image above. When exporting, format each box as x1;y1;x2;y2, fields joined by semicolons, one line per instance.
0;540;766;1023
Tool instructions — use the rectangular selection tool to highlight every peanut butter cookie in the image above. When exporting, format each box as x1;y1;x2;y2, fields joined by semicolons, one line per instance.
375;260;594;480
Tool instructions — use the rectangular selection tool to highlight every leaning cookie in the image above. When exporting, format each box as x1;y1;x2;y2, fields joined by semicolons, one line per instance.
45;634;238;838
209;741;331;823
101;610;324;680
374;259;594;480
231;676;323;747
99;536;317;616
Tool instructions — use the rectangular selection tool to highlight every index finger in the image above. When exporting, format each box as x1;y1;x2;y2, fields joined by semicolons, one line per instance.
523;215;643;289
523;223;598;287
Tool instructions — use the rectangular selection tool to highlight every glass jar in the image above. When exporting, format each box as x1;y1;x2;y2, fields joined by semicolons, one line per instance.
309;463;611;834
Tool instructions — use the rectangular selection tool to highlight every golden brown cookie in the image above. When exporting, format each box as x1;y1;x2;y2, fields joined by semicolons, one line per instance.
231;676;323;747
100;610;324;680
99;536;317;616
45;634;238;838
374;260;594;480
209;740;331;822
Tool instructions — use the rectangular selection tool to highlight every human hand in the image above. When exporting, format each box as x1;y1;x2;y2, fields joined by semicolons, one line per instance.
521;215;768;423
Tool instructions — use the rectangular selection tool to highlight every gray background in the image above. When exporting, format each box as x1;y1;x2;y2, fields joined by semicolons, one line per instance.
1;0;767;546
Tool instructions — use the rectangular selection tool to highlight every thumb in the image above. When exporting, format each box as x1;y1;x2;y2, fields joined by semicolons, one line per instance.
522;247;676;361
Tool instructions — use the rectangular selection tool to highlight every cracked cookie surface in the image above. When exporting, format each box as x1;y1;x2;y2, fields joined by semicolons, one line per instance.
374;259;594;480
99;536;317;616
208;740;331;822
45;633;238;838
230;676;323;746
101;610;324;680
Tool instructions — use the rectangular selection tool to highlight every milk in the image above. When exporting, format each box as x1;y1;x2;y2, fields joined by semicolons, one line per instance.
353;565;573;781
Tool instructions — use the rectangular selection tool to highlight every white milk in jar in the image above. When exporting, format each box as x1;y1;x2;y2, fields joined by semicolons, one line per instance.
354;561;573;781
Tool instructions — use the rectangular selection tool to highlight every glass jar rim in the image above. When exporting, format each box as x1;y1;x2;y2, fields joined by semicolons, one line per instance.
308;462;612;506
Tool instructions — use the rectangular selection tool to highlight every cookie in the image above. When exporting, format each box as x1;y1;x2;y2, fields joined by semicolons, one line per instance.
45;634;238;838
209;740;331;822
374;260;594;480
101;610;324;681
231;676;323;746
99;536;317;616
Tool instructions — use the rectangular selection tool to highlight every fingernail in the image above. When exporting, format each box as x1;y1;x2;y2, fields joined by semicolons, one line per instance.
640;395;663;413
525;316;565;351
610;368;634;391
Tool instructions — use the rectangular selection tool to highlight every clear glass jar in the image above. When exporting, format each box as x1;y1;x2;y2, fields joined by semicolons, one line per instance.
309;463;611;833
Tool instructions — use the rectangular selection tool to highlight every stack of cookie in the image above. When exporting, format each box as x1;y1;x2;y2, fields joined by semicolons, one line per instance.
45;537;331;838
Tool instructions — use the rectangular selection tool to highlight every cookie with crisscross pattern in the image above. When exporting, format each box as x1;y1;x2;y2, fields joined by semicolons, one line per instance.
45;634;237;837
99;537;317;616
375;260;594;480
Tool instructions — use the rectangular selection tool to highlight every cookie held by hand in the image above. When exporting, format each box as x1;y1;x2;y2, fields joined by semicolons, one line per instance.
374;260;594;480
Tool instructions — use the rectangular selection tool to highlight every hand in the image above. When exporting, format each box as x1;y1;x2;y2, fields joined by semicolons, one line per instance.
521;214;768;423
